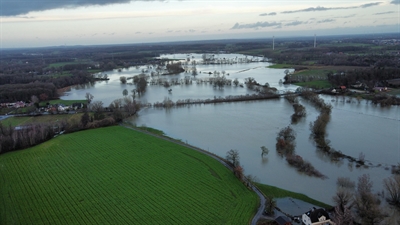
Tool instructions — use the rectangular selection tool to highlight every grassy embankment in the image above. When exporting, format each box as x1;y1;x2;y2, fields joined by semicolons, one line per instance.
268;64;333;89
1;113;83;127
255;183;331;209
0;126;258;224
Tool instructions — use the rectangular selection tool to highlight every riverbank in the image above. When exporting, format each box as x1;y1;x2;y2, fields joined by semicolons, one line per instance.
132;125;332;209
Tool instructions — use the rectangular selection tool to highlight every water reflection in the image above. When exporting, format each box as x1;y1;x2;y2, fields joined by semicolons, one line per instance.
61;53;400;205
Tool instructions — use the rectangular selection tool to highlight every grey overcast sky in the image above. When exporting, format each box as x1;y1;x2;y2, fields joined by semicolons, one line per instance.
0;0;399;48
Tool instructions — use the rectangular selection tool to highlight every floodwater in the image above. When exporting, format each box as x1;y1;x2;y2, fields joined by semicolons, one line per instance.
62;53;400;205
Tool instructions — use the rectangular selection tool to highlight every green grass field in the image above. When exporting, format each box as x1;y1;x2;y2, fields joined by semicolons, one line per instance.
267;64;293;69
0;126;258;224
43;99;87;106
255;183;331;209
294;80;332;89
1;113;83;127
293;69;333;78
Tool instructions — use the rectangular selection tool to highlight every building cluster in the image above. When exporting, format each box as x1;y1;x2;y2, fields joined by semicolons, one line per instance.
372;39;400;46
0;101;85;114
0;101;31;109
274;208;335;225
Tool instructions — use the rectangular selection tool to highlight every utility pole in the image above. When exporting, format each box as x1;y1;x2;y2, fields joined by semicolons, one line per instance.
273;36;275;50
314;34;316;48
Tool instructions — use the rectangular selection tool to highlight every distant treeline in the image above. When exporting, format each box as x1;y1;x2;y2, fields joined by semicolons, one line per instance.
328;67;400;88
264;46;400;68
0;82;58;103
0;71;93;87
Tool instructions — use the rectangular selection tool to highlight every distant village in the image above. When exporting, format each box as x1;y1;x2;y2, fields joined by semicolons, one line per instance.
0;101;85;114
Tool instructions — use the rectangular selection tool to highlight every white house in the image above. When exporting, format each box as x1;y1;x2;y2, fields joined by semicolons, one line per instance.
302;208;336;225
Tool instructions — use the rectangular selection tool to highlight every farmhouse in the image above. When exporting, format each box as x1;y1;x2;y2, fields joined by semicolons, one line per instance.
301;208;335;225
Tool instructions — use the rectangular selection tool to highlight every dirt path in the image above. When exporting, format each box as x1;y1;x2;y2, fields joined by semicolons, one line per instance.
120;124;266;225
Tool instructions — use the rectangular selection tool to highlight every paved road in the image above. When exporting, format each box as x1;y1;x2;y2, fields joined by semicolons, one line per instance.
0;115;13;121
120;124;266;225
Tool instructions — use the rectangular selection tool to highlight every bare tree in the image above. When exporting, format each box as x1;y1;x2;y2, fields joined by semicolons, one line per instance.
264;196;276;216
233;165;244;180
226;149;240;167
122;89;128;97
31;95;39;108
261;146;269;157
90;101;104;120
120;76;127;84
81;111;90;127
354;174;385;225
333;206;353;225
85;92;94;104
357;174;373;194
383;175;400;207
31;95;39;103
333;188;353;212
134;75;147;95
244;174;258;186
233;78;239;87
191;67;198;77
358;152;366;164
123;97;139;117
276;126;296;156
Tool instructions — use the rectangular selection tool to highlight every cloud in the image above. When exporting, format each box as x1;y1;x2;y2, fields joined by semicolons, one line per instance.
374;11;396;15
0;0;163;16
15;16;35;19
334;14;356;19
231;21;281;29
281;2;382;14
391;0;400;4
317;19;335;24
285;21;305;26
259;12;277;16
360;2;381;8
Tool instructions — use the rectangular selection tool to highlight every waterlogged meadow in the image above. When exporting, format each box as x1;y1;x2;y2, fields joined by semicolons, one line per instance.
0;126;258;224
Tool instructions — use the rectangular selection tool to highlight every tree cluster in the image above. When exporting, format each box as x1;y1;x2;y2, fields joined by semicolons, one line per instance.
165;62;185;74
132;74;148;95
383;175;400;209
275;126;296;156
0;82;58;103
328;67;400;89
284;94;306;124
0;122;57;154
275;126;325;178
333;175;386;225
